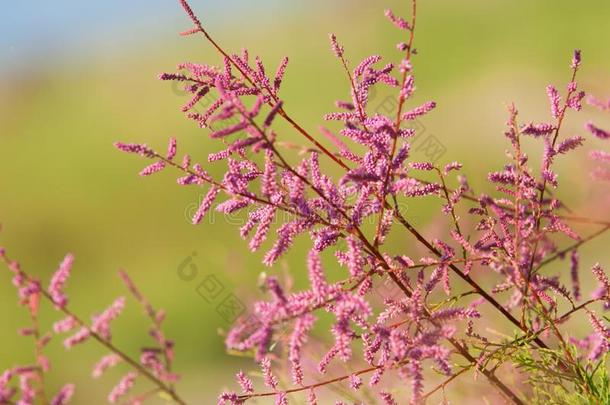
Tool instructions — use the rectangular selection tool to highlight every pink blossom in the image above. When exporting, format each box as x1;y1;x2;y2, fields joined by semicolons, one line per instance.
53;316;77;334
570;250;581;301
329;34;343;58
139;161;165;176
380;391;398;405
546;85;561;118
108;372;137;403
401;101;436;120
260;357;278;390
64;327;90;349
50;384;75;405
289;314;316;384
235;370;253;395
571;49;582;70
92;354;121;378
384;9;411;30
48;254;74;308
348;374;362;390
114;142;155;158
91;297;125;340
522;122;555;136
192;187;220;225
586;121;610;140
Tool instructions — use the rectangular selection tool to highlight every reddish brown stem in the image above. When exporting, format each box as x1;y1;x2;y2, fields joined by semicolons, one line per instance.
390;201;550;350
374;0;417;248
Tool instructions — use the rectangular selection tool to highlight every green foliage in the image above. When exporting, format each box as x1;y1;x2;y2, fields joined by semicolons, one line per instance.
513;347;609;405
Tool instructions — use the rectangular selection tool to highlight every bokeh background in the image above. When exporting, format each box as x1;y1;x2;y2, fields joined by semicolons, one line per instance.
2;0;610;403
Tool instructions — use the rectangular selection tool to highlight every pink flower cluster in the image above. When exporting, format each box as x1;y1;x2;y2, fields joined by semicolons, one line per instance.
112;1;610;404
586;95;610;181
0;250;184;405
2;0;610;404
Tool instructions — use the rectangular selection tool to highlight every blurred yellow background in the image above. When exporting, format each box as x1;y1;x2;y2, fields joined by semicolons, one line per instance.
1;0;610;403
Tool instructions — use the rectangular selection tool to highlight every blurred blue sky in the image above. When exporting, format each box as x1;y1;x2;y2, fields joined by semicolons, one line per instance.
0;0;291;75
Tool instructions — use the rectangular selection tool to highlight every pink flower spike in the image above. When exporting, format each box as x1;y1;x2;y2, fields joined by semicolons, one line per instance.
591;167;610;181
384;9;411;30
346;236;364;277
409;162;434;171
353;55;382;78
273;57;289;91
276;392;287;405
64;327;90;349
139;161;166;176
591;263;610;303
91;297;126;340
588;310;610;340
546;85;561;118
443;161;462;174
307;388;317;404
166;137;177;160
587;95;610;111
181;154;191;169
401;101;436;121
289;314;315;385
236;370;253;395
92;354;121;378
585;121;610;140
49;254;74;309
571;49;581;70
399;75;415;101
260;357;278;390
567;90;585;111
192;186;220;225
570;250;580;301
217;392;239;405
308;249;328;296
379;391;398;405
108;372;137;403
521;122;555;137
264;101;283;127
51;384;75;405
329;34;344;58
590;150;610;162
556;136;584;154
348;374;362;390
53;316;77;334
114;142;154;158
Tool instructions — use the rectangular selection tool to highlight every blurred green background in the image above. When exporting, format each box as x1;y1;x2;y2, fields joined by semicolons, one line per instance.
2;0;610;403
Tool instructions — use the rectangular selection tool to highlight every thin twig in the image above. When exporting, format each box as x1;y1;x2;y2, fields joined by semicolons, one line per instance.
0;254;187;405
